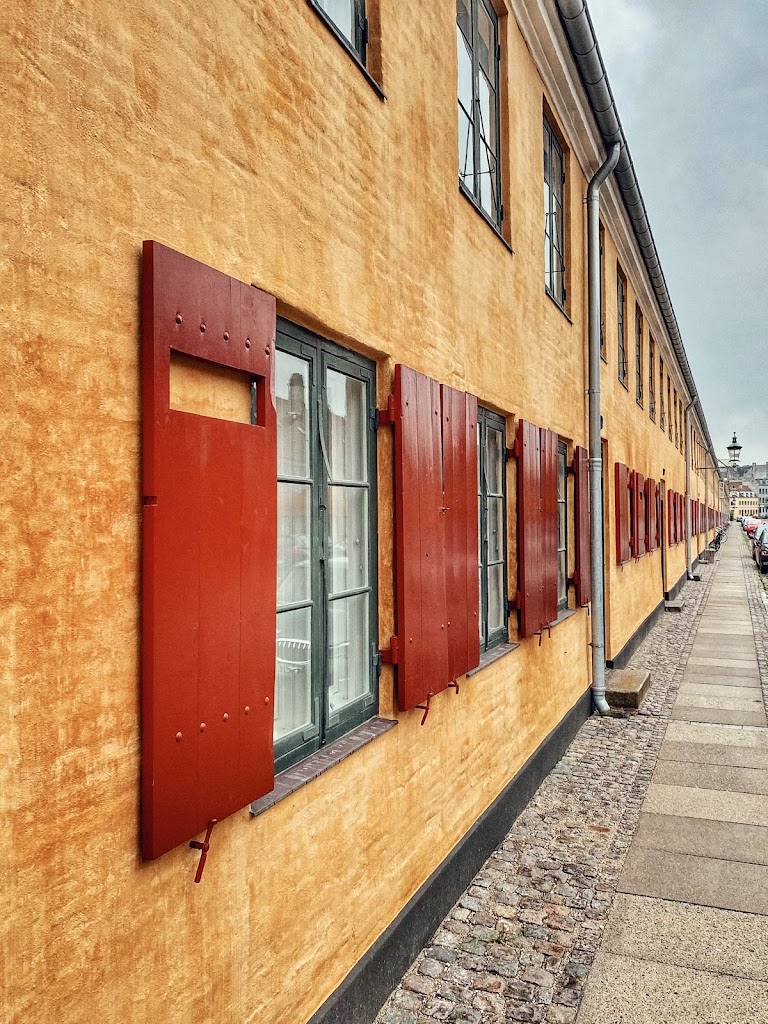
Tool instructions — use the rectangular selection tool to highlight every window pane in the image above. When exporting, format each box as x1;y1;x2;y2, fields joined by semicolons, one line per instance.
479;144;496;217
276;352;310;479
328;485;368;594
485;426;503;494
318;0;354;46
328;593;370;713
487;562;504;633
275;607;312;741
326;369;367;482
477;2;494;75
478;72;496;152
457;26;473;112
277;482;312;607
558;551;567;605
487;496;503;563
456;0;471;40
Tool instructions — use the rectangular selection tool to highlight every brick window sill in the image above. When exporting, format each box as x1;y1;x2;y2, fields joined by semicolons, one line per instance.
250;716;396;818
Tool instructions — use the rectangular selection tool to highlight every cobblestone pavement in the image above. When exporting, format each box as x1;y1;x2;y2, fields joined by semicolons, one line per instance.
375;554;720;1024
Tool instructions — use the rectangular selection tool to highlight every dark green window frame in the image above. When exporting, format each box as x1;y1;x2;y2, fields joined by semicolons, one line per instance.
544;118;567;307
477;407;508;652
617;266;628;387
274;320;378;774
557;440;568;612
635;305;643;407
457;0;503;229
310;0;368;65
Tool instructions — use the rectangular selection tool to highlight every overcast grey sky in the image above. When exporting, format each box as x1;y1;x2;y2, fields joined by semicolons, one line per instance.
584;0;768;468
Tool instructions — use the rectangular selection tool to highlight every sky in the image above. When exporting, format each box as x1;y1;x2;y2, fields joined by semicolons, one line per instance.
583;0;768;468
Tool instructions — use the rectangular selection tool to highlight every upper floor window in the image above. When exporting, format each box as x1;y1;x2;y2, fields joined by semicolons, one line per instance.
557;441;568;611
635;305;643;407
599;222;606;360
659;357;665;431
314;0;367;62
667;376;673;442
617;267;628;387
477;407;508;651
648;334;656;421
457;0;502;226
544;118;566;306
275;321;378;772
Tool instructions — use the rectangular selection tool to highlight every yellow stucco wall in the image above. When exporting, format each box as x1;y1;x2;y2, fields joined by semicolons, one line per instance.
1;2;709;1023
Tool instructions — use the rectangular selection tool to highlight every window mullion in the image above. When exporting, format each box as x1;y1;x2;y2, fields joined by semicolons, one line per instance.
314;369;329;745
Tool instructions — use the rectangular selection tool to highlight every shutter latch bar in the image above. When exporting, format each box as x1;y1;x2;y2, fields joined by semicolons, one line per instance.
415;692;433;726
189;818;218;884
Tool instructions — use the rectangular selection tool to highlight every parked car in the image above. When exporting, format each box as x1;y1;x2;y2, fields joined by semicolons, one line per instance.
746;521;760;537
752;524;767;560
755;528;768;573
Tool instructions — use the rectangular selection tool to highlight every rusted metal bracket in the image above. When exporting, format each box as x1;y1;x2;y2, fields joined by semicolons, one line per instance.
537;624;552;647
416;692;433;725
448;680;459;696
189;819;217;884
380;636;399;666
376;394;396;429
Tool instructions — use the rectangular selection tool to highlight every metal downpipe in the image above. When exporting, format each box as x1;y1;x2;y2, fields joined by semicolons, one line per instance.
587;142;621;716
685;400;694;579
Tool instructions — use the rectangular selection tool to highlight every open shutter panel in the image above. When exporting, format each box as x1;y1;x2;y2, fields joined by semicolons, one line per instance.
392;365;449;711
441;385;480;681
518;419;543;638
615;462;630;564
632;472;646;557
573;446;591;606
645;477;656;552
540;429;559;625
141;241;277;861
680;495;685;542
668;491;675;546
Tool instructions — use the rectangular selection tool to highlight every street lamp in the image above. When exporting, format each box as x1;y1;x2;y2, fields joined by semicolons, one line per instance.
727;432;742;470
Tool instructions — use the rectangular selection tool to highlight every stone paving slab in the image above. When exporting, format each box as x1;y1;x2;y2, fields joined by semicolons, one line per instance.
664;719;768;748
630;811;768;866
644;782;768;826
669;691;763;711
659;739;768;769
617;846;768;915
601;893;768;982
669;705;766;726
677;682;763;700
652;760;768;795
576;953;768;1024
687;656;758;669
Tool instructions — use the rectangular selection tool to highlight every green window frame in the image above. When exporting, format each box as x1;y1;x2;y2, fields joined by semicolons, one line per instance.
617;266;627;386
311;0;368;64
648;334;656;421
457;0;503;228
557;440;568;612
544;117;567;306
477;407;508;652
274;320;378;773
635;305;643;407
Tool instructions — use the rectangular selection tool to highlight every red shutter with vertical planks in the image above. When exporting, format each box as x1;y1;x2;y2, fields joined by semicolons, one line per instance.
645;477;657;553
392;365;449;711
573;446;591;606
668;491;675;546
615;463;630;564
540;429;559;625
518;419;543;637
632;472;646;557
141;241;277;861
441;385;480;681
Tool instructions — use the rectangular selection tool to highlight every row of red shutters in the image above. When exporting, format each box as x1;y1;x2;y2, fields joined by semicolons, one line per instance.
615;464;719;564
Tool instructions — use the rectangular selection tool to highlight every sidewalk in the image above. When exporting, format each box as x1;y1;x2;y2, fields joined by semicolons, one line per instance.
375;530;768;1024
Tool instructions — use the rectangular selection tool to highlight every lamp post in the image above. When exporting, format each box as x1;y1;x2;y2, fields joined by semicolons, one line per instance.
726;432;742;474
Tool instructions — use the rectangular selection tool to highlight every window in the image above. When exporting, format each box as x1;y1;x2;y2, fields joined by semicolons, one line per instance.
477;407;508;651
673;388;678;447
275;321;377;772
599;222;606;360
457;0;502;226
557;440;568;611
544;117;566;306
648;334;656;420
617;267;627;386
667;376;672;441
313;0;367;63
635;305;643;406
679;399;685;452
659;357;665;431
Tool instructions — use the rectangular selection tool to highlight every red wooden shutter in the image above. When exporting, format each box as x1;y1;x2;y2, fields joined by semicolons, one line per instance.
392;365;449;711
615;462;630;564
441;385;480;681
632;471;646;557
668;491;675;545
141;241;277;861
573;446;591;606
679;495;685;542
645;477;657;552
541;429;559;625
518;419;543;637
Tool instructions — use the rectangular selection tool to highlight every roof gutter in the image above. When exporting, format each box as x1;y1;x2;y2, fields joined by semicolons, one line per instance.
555;0;721;479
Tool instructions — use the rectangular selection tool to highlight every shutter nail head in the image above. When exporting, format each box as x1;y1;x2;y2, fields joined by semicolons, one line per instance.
244;705;251;714
264;696;270;705
245;338;251;349
200;322;206;333
200;723;206;733
175;732;182;742
223;713;229;723
223;331;229;341
175;314;182;325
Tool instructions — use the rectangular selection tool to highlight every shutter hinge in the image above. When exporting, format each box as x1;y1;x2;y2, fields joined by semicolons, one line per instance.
376;394;396;429
416;692;433;726
380;636;399;665
189;819;218;884
496;42;501;63
506;440;519;462
507;592;520;614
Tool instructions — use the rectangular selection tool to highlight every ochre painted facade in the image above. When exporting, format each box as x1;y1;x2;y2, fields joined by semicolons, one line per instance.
1;2;723;1023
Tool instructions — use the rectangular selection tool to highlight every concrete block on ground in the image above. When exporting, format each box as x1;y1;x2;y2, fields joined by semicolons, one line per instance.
699;549;715;563
605;669;651;709
665;599;684;612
